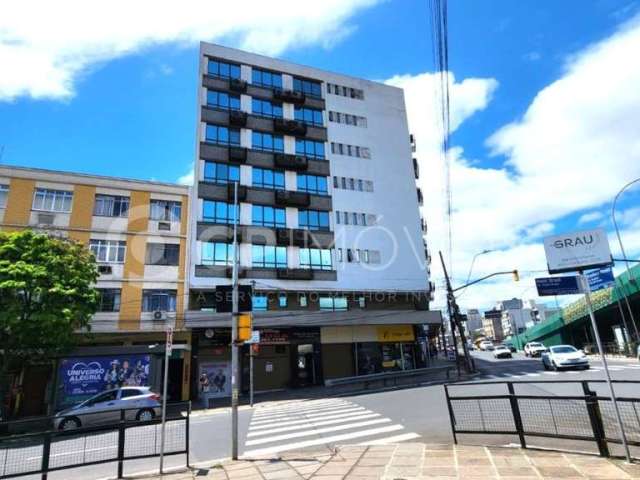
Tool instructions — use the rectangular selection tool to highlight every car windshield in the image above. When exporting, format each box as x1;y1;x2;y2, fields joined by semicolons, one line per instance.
552;346;577;354
530;343;543;347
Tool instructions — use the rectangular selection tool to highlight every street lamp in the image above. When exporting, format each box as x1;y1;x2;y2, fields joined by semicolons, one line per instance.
611;177;640;342
457;249;494;299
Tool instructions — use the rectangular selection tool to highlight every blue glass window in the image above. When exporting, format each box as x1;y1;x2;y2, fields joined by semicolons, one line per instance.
252;167;285;189
252;295;268;311
207;59;241;79
297;174;328;195
204;162;240;184
298;210;330;231
294;107;323;126
201;242;234;266
252;245;287;269
293;78;322;98
203;200;238;224
206;125;241;146
207;90;241;111
252;68;283;88
251;98;283;118
299;248;333;270
252;205;286;228
252;131;284;152
295;139;325;159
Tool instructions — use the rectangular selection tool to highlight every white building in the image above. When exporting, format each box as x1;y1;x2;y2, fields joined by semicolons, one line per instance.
465;308;484;335
498;298;533;337
186;43;438;392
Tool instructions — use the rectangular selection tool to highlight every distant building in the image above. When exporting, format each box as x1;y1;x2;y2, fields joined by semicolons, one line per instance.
465;308;483;334
498;298;530;337
483;309;504;342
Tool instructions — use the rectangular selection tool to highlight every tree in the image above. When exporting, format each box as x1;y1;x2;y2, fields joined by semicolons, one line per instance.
0;230;99;374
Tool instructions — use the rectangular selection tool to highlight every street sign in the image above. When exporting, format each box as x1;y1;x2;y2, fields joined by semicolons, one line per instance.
535;276;583;296
246;330;260;344
165;326;174;354
543;228;612;274
586;267;615;292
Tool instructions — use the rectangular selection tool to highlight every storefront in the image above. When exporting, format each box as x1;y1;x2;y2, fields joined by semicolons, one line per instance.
321;324;428;380
192;328;232;408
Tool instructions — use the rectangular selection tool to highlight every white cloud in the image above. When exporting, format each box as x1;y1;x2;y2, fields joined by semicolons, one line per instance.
177;168;194;186
391;13;640;312
578;211;605;224
0;0;381;101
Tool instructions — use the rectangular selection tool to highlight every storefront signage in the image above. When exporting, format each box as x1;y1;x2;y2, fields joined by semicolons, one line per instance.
265;361;274;373
290;328;321;343
259;329;289;344
376;325;415;342
58;354;151;404
543;228;612;274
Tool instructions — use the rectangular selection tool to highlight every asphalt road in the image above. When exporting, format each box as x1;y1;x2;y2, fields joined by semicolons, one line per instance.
12;352;640;479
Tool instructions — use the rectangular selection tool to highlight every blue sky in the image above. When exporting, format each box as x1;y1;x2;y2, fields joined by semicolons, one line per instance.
1;0;640;308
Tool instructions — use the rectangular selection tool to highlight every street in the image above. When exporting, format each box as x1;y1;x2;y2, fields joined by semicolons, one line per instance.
25;351;638;479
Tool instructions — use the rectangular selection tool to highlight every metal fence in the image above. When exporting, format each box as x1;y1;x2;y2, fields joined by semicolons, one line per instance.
0;401;190;480
444;380;640;458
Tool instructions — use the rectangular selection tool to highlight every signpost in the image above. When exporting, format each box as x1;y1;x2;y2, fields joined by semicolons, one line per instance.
585;267;615;292
535;276;582;296
246;330;260;407
159;325;173;474
543;230;630;462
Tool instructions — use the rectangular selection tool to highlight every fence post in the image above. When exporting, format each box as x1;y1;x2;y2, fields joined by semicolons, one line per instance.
117;409;125;479
581;381;609;458
186;402;191;468
507;382;526;449
40;432;51;480
443;385;458;444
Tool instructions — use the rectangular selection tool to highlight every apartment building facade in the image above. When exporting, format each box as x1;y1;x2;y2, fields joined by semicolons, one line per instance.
186;43;437;402
0;166;190;415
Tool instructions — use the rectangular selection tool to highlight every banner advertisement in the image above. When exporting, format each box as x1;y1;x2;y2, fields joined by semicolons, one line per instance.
58;354;151;405
198;361;231;405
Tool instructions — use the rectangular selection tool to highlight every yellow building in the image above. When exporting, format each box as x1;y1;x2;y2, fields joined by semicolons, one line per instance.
0;166;191;415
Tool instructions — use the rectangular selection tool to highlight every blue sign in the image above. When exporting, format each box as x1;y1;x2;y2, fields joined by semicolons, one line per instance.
586;267;615;292
58;354;151;405
535;276;582;296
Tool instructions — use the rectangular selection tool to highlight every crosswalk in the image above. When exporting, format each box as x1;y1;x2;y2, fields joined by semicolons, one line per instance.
242;398;419;457
479;363;640;380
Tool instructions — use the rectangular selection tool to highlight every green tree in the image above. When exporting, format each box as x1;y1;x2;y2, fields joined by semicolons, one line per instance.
0;230;99;374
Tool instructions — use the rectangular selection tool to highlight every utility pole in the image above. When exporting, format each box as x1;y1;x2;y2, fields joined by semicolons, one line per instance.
230;181;240;460
159;325;172;474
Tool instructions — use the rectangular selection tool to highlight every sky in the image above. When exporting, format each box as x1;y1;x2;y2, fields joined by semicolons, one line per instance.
1;0;640;312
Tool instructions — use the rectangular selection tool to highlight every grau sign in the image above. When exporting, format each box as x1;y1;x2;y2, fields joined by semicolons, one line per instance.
543;228;612;274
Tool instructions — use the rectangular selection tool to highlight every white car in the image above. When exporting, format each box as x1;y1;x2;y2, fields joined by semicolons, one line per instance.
479;341;494;351
542;345;590;371
524;342;547;357
493;345;512;359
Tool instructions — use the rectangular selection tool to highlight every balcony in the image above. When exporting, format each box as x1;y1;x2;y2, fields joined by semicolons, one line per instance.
227;183;247;202
273;118;307;136
417;187;424;206
413;158;420;179
229;110;248;127
228;146;248;163
274;153;309;171
276;228;310;247
275;190;310;208
273;88;305;105
276;268;314;280
229;78;248;93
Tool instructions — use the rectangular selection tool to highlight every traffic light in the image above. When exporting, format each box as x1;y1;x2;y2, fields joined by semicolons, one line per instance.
238;313;252;342
513;270;520;282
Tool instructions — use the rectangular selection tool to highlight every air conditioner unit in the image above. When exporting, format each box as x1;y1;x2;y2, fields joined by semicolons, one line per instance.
153;310;168;321
158;222;171;231
37;213;55;225
98;265;113;275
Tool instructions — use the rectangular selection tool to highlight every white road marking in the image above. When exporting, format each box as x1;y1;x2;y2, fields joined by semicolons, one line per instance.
526;373;541;377
253;400;351;416
543;371;559;375
249;410;375;430
358;432;421;445
245;418;392;446
249;406;365;423
248;413;381;436
242;425;404;457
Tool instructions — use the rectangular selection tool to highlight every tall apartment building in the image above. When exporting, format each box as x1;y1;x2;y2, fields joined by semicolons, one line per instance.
464;308;484;335
186;43;437;399
0;166;190;415
483;309;504;342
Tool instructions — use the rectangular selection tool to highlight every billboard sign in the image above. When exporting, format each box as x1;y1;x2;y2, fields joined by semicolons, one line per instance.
586;267;616;292
543;228;612;274
198;361;231;405
535;276;583;296
58;354;151;405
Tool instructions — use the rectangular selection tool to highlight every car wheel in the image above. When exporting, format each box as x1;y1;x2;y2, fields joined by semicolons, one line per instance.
552;361;558;371
543;361;549;371
136;408;155;422
59;417;81;431
584;365;590;370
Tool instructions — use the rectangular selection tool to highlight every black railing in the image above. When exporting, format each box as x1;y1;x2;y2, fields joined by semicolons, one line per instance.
0;401;190;480
444;380;640;458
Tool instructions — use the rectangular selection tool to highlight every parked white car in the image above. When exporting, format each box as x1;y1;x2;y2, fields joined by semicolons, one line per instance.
542;345;590;371
524;342;547;357
479;341;494;351
493;345;512;359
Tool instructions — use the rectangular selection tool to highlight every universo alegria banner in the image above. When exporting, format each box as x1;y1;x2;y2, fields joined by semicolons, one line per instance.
58;354;151;403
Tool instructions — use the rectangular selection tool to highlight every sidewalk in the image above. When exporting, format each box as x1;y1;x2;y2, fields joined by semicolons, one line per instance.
139;444;640;479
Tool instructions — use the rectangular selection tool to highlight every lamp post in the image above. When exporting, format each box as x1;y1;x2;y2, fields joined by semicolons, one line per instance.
611;178;640;341
457;249;494;299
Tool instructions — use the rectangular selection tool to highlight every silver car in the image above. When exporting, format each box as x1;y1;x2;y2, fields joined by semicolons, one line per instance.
542;345;589;371
54;387;161;430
